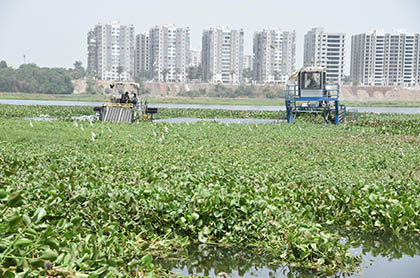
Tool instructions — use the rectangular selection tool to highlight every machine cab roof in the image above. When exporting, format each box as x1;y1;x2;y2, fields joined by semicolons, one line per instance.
288;67;327;98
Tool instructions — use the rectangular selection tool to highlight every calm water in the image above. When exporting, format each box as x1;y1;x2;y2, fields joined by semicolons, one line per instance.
156;234;420;278
154;118;282;124
2;99;420;114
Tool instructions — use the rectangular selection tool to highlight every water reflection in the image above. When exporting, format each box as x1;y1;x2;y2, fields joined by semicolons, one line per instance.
156;233;420;278
156;244;347;278
346;232;420;259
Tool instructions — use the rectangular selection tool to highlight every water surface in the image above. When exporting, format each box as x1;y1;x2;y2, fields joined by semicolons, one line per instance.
156;234;420;278
2;99;420;114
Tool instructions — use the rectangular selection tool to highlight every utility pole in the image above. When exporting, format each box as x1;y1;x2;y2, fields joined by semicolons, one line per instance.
23;54;26;64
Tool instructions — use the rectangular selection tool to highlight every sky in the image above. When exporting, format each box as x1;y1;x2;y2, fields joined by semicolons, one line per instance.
0;0;419;74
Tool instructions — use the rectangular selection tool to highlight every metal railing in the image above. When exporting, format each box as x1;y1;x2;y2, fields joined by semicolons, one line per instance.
286;84;340;99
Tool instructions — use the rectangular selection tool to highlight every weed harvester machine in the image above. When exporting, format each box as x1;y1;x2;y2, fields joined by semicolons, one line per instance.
285;67;346;124
94;82;156;123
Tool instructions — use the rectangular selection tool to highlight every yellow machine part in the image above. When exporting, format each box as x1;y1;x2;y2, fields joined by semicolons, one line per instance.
102;103;134;108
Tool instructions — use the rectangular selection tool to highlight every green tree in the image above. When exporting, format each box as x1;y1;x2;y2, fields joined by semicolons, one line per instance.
69;61;86;79
273;70;281;83
187;65;202;82
0;60;8;69
242;68;252;83
230;70;236;84
117;66;124;81
135;70;149;83
161;68;170;82
86;79;96;94
0;61;74;94
175;68;181;82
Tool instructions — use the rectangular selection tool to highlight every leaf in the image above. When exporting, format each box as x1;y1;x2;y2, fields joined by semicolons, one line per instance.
3;270;14;278
198;232;207;243
63;253;72;265
140;254;153;267
71;216;82;226
22;214;31;225
8;215;24;227
34;208;47;223
191;212;200;221
14;238;33;247
7;191;24;207
0;189;7;199
45;238;60;250
91;266;108;275
240;206;248;213
40;249;58;261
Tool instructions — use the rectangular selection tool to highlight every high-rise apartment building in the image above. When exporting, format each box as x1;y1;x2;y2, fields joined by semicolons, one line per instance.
87;30;97;75
87;21;135;81
304;28;345;84
351;30;420;86
253;29;296;83
244;54;253;71
149;25;190;82
202;26;244;84
188;49;201;67
134;32;150;79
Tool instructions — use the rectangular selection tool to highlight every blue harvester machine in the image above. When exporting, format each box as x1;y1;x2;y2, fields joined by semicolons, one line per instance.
285;67;346;124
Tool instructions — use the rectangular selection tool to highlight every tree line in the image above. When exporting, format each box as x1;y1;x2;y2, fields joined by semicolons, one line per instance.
0;60;86;94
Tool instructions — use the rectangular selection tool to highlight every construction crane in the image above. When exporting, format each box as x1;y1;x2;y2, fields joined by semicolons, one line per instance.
285;67;346;124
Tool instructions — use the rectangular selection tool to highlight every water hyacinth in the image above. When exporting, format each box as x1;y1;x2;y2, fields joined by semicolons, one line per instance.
0;104;419;277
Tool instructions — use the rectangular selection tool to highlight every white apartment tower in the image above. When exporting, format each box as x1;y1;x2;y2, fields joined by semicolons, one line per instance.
351;30;420;86
87;30;97;75
304;28;346;84
202;27;244;84
87;21;135;81
188;49;201;67
134;32;150;79
149;25;190;82
253;29;296;83
244;54;253;71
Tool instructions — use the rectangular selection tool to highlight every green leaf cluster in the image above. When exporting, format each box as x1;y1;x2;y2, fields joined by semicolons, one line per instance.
0;106;419;277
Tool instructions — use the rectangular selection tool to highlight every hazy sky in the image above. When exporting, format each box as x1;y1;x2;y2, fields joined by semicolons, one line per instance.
1;0;419;74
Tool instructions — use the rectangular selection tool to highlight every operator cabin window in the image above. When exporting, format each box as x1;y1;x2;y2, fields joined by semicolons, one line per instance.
303;72;321;90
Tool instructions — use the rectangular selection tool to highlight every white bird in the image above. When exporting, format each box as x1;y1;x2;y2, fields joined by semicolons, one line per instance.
80;124;84;131
73;121;78;127
91;131;96;141
29;121;33;127
164;126;169;133
107;127;112;133
153;130;157;137
249;126;252;132
89;121;93;127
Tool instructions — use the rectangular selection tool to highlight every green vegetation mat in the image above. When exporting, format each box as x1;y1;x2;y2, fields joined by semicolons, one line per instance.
0;105;419;277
